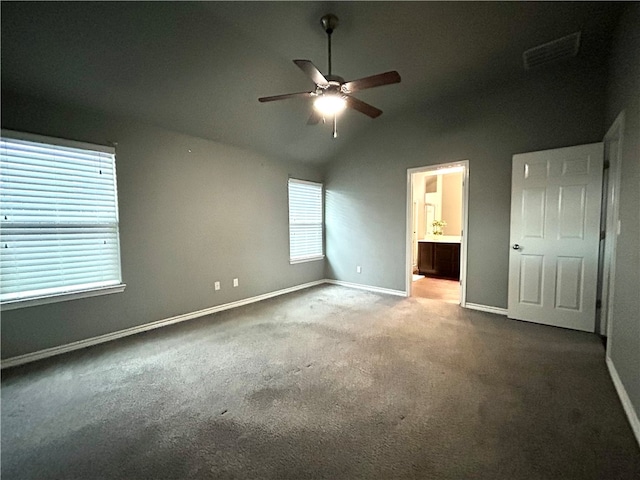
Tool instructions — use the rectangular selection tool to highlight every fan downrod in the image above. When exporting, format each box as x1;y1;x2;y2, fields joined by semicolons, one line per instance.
321;14;338;76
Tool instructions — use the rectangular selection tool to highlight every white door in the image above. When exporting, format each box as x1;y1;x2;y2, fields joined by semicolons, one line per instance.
508;143;603;332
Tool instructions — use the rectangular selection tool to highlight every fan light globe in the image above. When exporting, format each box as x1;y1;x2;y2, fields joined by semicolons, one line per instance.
313;94;347;115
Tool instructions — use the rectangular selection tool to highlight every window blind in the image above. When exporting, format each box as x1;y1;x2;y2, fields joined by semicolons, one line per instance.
288;178;324;263
0;131;122;304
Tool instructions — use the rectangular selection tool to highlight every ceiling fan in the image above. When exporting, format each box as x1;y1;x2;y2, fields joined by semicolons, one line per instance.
258;14;401;138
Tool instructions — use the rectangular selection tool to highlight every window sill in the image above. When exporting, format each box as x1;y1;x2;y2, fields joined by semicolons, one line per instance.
290;255;325;265
1;284;127;311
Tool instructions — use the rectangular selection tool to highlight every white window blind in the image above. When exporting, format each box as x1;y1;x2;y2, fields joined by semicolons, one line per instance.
0;130;123;305
288;178;324;263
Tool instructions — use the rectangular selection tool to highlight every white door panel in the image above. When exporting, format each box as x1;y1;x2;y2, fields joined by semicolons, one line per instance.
518;255;544;305
508;143;603;332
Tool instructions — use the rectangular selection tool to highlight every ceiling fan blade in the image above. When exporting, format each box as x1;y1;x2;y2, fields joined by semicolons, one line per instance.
293;60;329;87
307;110;322;125
346;95;383;119
258;91;313;103
343;71;401;93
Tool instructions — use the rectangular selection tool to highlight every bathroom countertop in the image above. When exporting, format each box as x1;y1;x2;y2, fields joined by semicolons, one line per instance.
419;235;461;243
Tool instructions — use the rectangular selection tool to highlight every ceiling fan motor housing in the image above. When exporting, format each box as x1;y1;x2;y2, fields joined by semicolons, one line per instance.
314;82;344;100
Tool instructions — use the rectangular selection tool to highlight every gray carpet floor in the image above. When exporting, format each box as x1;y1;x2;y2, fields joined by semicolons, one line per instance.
2;284;639;479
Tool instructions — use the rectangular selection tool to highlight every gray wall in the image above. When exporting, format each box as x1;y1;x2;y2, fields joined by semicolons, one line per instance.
605;3;640;425
324;61;608;307
1;92;324;359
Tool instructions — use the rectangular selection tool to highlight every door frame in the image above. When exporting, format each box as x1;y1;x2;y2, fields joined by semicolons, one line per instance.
405;160;469;305
602;112;625;345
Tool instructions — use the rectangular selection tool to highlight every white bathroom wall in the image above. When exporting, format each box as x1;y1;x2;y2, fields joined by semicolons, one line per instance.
441;171;463;235
418;171;462;237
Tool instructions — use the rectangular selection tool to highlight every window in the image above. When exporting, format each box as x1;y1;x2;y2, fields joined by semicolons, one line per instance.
288;178;324;263
0;130;125;309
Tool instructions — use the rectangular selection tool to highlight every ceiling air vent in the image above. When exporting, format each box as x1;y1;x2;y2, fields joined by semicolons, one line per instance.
523;31;581;70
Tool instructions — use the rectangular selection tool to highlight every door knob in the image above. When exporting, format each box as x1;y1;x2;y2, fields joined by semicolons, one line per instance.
512;244;520;250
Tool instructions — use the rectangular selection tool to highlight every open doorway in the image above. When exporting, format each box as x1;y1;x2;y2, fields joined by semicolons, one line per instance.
406;161;469;304
600;112;624;342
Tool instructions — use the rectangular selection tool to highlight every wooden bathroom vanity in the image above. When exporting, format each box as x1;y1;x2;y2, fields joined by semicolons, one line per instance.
417;236;461;280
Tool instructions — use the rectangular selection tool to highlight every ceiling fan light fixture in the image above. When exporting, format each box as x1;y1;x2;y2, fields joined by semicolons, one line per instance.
313;94;346;116
258;12;401;137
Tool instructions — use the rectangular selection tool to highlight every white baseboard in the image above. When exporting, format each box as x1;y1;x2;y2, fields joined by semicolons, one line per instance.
324;279;407;297
464;302;508;316
1;280;326;369
606;356;640;447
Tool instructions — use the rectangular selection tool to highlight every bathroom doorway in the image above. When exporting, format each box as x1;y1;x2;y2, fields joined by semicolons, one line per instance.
406;161;469;304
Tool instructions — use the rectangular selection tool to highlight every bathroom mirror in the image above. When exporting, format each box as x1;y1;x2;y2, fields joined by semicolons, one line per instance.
425;203;435;236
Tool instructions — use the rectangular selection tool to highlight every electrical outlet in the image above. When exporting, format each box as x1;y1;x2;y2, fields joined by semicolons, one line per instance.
356;266;362;273
214;281;220;291
233;278;239;287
